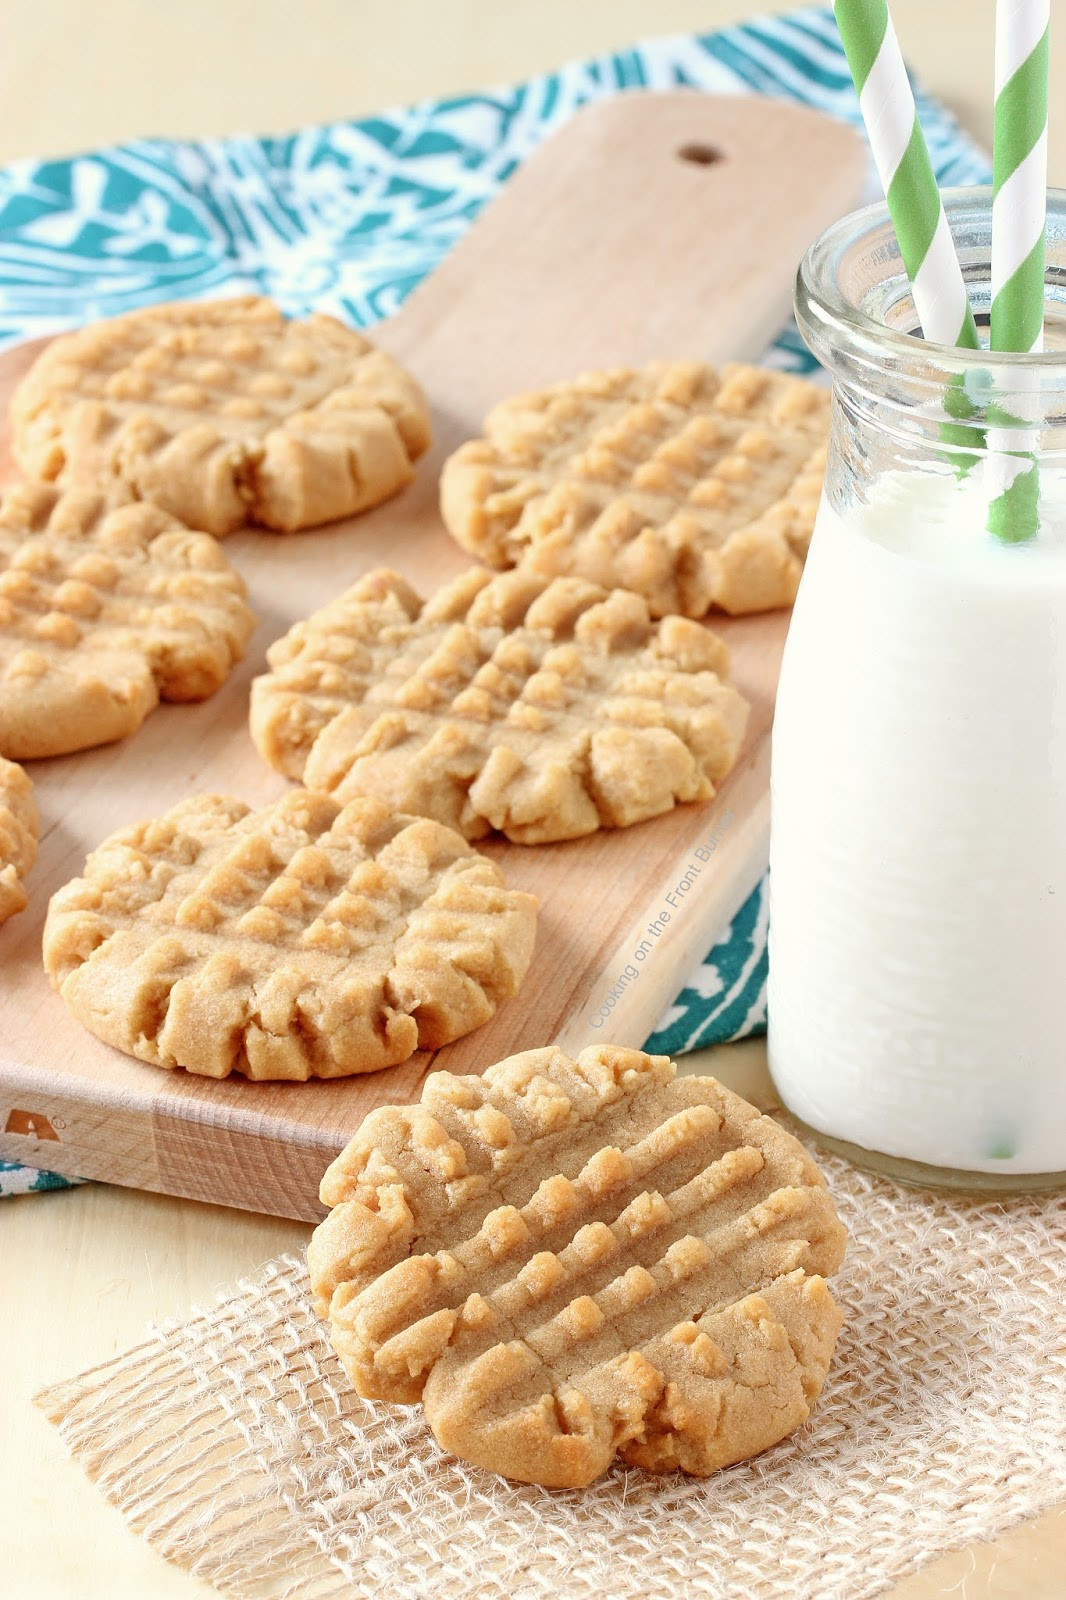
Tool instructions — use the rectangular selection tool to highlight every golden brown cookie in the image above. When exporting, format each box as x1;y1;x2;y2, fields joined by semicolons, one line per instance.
440;362;829;617
0;482;254;759
0;755;37;924
43;789;537;1080
11;296;431;535
249;566;748;845
309;1044;846;1488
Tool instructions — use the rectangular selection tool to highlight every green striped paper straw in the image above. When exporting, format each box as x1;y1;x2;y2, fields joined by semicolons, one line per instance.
988;0;1050;544
834;0;981;352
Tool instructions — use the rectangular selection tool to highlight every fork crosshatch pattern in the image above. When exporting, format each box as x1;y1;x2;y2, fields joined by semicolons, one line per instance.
0;7;991;1191
310;1047;846;1488
42;792;539;1080
250;566;748;843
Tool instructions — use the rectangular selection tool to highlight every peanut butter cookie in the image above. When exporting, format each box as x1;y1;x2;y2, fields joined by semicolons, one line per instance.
0;755;37;924
250;566;748;845
11;297;431;535
44;790;537;1080
309;1044;846;1487
440;362;829;616
0;482;254;758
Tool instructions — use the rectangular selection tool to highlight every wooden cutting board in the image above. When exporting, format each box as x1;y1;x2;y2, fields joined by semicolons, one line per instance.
0;92;864;1220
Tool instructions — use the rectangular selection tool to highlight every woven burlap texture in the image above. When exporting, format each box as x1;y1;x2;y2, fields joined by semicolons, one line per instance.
36;1150;1066;1600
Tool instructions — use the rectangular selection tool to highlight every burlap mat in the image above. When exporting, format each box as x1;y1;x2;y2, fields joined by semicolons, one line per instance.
36;1150;1066;1600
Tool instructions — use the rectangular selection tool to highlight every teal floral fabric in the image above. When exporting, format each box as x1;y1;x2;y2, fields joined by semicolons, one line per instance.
645;877;771;1056
0;1158;85;1195
0;7;989;1194
0;7;987;348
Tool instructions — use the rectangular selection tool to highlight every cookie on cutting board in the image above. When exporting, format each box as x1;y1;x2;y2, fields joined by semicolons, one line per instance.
43;790;537;1081
0;755;37;924
10;296;431;535
309;1044;846;1488
0;482;254;759
440;361;829;617
249;565;748;845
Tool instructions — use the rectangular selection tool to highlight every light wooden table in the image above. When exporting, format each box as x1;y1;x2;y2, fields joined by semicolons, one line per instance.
2;5;1064;1597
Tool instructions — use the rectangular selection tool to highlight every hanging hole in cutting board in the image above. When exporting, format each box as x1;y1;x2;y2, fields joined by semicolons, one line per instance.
677;142;724;166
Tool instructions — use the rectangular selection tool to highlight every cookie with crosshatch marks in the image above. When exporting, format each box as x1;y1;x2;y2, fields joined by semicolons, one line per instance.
10;296;431;535
0;482;254;759
249;565;748;845
0;755;37;924
308;1045;846;1487
439;361;830;617
42;790;537;1080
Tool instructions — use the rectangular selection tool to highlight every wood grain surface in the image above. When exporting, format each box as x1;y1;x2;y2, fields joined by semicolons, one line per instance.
0;93;865;1218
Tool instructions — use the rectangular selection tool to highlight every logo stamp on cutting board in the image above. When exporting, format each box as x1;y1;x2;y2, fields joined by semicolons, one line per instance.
4;1108;62;1140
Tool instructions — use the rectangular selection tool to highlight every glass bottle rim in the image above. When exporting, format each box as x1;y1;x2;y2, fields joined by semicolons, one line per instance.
795;185;1066;389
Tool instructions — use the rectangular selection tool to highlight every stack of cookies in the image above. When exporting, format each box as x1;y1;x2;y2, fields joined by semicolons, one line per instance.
0;292;844;1486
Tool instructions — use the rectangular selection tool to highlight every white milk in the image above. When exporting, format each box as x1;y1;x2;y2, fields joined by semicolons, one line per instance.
768;469;1066;1174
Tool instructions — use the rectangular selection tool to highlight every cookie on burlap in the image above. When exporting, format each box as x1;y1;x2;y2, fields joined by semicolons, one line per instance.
308;1044;846;1488
0;482;255;759
249;566;748;845
43;789;537;1080
11;296;431;535
440;362;829;617
0;755;37;924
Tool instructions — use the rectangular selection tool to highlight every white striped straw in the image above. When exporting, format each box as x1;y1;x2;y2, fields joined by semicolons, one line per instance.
987;0;1050;543
835;0;980;349
991;0;1050;353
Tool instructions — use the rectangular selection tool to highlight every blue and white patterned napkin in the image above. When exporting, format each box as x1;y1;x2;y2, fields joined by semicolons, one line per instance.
0;5;989;1194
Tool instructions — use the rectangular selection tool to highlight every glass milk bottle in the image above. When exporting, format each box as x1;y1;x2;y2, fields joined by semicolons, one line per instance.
768;190;1066;1189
